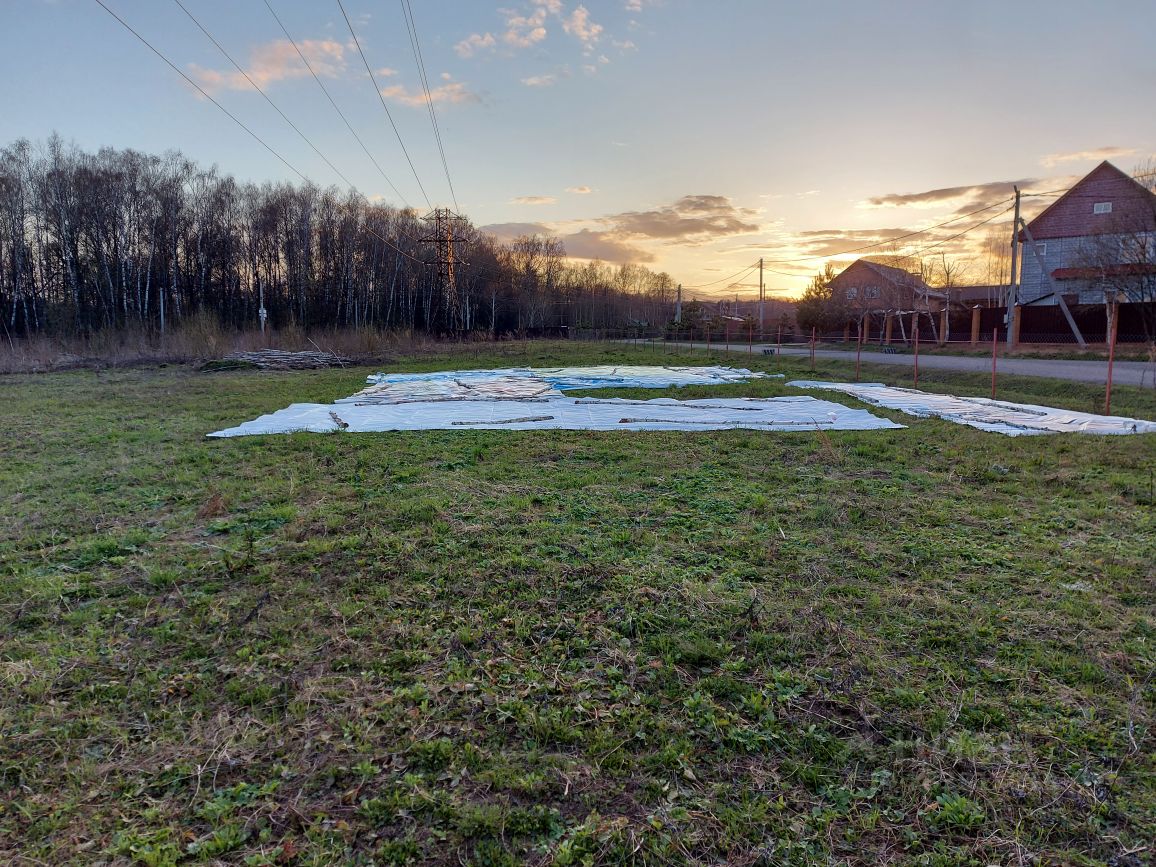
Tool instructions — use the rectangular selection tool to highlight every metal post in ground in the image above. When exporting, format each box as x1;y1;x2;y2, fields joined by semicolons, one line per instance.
810;327;816;370
855;322;863;382
991;326;999;399
1105;297;1119;414
726;320;730;353
777;324;782;356
913;321;920;387
748;322;753;355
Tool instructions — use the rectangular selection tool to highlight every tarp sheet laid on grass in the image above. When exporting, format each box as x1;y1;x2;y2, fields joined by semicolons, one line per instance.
207;365;904;437
788;381;1156;436
348;365;782;405
208;395;903;436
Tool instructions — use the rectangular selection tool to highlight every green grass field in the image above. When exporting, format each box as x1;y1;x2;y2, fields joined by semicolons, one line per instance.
2;342;1154;866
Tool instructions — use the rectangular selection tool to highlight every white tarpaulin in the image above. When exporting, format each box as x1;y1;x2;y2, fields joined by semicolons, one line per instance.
207;365;903;437
788;381;1156;436
348;365;781;405
208;394;903;436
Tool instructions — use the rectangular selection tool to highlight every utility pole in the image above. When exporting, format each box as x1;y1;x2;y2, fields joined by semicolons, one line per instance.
674;283;682;323
1006;186;1021;347
420;208;468;332
758;257;764;335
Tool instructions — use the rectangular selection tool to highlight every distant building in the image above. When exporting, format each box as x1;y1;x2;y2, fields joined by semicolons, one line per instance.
1018;161;1156;306
828;258;945;312
953;285;1006;308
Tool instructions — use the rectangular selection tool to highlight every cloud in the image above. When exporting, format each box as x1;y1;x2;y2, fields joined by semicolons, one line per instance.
1041;146;1137;168
608;194;760;243
521;74;557;87
481;221;552;240
791;227;918;257
189;38;346;93
379;76;478;107
455;32;496;58
503;7;549;48
863;179;1034;211
566;185;592;194
563;5;604;50
481;222;655;263
511;195;557;205
532;0;564;12
562;229;655;262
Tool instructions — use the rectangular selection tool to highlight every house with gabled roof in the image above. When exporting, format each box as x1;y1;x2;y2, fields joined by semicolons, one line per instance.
828;258;945;313
1018;161;1156;306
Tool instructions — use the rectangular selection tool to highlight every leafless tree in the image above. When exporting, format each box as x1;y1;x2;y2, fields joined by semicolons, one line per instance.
0;137;681;340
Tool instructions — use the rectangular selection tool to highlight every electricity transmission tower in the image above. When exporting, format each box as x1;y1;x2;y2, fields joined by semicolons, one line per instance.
420;208;468;331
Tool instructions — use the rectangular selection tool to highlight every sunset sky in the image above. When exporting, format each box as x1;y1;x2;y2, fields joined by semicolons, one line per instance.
5;0;1156;297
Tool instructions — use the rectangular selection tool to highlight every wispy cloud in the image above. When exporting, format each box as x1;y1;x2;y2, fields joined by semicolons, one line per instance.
862;179;1034;212
482;221;654;263
1041;146;1137;168
521;74;557;87
503;6;549;48
511;195;557;205
566;185;593;194
189;38;347;93
609;195;760;243
454;32;495;58
457;1;611;60
379;77;478;108
563;5;604;51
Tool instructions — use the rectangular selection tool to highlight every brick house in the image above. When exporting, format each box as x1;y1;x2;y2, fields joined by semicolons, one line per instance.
828;258;945;312
1018;161;1156;306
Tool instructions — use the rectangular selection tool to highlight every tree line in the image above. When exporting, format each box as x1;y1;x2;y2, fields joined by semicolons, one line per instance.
0;137;680;339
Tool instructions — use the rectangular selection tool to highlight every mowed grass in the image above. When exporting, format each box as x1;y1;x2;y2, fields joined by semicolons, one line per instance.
1;342;1154;866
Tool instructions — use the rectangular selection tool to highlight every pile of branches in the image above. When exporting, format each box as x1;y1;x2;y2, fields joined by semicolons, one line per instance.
204;350;350;371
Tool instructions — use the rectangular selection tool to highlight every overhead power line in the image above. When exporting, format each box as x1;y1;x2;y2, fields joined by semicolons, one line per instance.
261;0;409;207
93;0;425;264
683;261;760;289
90;0;306;183
171;0;359;191
762;196;1015;266
399;0;459;212
337;0;434;211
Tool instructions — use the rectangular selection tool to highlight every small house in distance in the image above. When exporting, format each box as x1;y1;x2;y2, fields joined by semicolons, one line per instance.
828;258;945;313
1018;161;1156;306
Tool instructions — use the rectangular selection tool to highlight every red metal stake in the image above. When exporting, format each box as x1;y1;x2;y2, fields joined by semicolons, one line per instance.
913;322;920;387
810;326;816;370
991;326;999;399
1105;302;1119;414
855;321;863;382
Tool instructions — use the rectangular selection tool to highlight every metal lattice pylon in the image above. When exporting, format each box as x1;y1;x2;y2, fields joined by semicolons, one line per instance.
420;208;468;331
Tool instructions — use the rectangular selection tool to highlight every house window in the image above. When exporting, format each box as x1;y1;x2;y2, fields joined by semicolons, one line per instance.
845;287;858;300
1037;242;1047;256
1093;202;1113;215
865;287;880;299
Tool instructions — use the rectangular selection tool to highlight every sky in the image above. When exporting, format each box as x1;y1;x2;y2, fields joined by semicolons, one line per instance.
4;0;1156;298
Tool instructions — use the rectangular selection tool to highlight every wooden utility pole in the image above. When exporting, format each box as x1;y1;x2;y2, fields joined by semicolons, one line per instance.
1006;186;1021;347
758;257;764;335
674;283;682;323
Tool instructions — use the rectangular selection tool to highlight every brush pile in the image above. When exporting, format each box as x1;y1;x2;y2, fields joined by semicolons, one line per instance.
203;349;350;371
